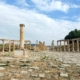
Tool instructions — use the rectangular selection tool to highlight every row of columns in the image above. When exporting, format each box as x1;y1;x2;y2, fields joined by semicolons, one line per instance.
0;39;31;52
57;39;79;52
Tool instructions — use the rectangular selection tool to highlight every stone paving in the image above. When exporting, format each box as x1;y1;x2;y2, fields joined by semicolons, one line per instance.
0;51;80;80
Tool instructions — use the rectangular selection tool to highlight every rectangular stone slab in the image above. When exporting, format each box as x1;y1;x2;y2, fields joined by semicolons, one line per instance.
14;50;28;58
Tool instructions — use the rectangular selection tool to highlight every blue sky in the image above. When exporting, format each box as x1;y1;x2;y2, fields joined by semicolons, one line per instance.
0;0;80;45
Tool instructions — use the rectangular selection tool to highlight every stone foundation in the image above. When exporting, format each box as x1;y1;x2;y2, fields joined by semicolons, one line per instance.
14;50;28;58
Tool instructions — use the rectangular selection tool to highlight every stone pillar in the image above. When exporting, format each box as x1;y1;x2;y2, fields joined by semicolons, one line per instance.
68;40;70;51
77;39;79;51
9;41;11;52
60;41;61;51
26;41;27;50
64;40;66;51
30;42;31;50
13;41;15;51
43;41;45;50
72;40;74;51
2;40;4;52
17;41;19;49
20;24;25;50
51;40;54;51
57;41;58;51
36;40;38;47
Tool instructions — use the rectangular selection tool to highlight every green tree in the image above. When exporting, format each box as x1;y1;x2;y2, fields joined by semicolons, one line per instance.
65;29;80;39
65;29;80;43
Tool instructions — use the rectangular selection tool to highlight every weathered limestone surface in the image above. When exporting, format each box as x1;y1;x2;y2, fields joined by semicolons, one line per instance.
0;51;80;80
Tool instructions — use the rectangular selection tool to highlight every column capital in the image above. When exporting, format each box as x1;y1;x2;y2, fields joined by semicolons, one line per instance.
19;24;25;27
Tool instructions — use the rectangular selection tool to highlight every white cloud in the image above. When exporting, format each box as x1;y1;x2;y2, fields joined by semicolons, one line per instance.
31;0;70;12
15;0;29;7
0;1;80;45
31;0;80;12
71;4;80;8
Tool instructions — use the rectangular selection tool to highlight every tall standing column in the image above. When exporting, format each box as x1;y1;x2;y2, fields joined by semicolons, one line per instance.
26;41;27;50
9;41;11;52
13;41;15;51
77;39;79;51
57;41;58;51
30;41;31;50
2;40;4;52
20;24;25;50
43;41;45;50
51;40;54;51
36;40;38;47
68;40;70;51
17;41;19;49
72;40;74;51
60;41;61;51
64;40;66;51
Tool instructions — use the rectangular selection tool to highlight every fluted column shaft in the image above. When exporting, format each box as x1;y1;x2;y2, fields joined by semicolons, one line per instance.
64;41;66;51
9;41;11;52
57;41;58;51
72;40;74;51
60;41;61;51
2;40;4;52
68;40;70;51
13;41;15;51
51;40;54;51
20;24;25;50
77;39;79;51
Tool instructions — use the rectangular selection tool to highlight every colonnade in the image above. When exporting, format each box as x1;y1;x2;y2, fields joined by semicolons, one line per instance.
0;39;31;52
57;38;80;52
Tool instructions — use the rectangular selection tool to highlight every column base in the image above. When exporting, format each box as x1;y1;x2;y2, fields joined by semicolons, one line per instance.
14;50;28;58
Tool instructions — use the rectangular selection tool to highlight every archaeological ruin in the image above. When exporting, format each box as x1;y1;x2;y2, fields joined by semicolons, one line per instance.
0;24;80;80
0;24;80;53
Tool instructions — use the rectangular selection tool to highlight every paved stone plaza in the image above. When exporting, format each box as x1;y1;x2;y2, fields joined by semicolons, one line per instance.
0;51;80;80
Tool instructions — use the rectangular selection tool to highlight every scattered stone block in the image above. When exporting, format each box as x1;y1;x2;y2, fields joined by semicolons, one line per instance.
0;72;4;77
61;64;71;67
45;70;50;73
39;73;45;78
11;79;19;80
76;64;80;66
28;69;33;72
60;72;68;77
0;63;8;66
0;67;5;71
31;74;38;77
29;66;39;70
14;50;28;58
20;71;28;75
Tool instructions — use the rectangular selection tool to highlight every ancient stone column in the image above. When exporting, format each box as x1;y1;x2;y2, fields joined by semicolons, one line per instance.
43;41;45;50
9;41;11;52
13;41;15;51
17;41;19;49
60;41;61;51
64;40;66;51
57;41;58;51
30;42;31;50
26;41;27;50
77;39;79;51
51;40;54;51
36;40;38;47
68;40;70;51
72;40;74;51
2;40;4;52
20;24;25;50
